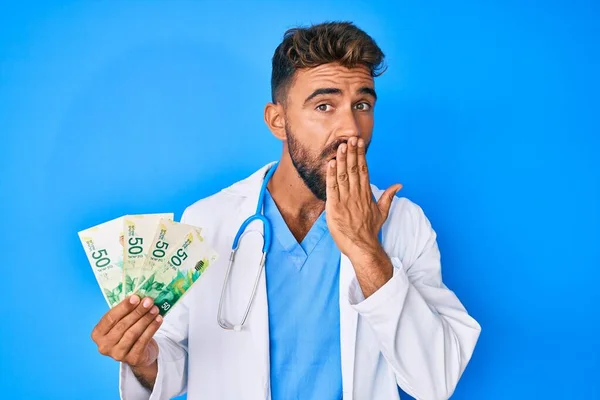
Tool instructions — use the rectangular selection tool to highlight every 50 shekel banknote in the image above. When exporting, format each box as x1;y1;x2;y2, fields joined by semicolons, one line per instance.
134;219;197;293
122;213;174;296
78;216;126;307
136;225;218;316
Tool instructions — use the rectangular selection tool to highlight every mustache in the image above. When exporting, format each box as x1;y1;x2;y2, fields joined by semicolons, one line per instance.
320;139;346;160
319;138;370;160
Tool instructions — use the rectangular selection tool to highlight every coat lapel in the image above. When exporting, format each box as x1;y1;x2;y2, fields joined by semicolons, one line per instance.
227;162;275;399
238;215;270;399
339;253;359;399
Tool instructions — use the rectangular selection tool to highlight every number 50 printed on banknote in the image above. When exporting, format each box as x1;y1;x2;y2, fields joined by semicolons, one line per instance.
136;227;218;316
78;216;125;308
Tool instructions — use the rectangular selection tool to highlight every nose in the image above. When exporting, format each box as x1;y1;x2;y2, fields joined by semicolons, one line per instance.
336;107;361;141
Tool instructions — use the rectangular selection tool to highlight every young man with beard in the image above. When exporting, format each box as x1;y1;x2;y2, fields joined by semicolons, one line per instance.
91;21;481;400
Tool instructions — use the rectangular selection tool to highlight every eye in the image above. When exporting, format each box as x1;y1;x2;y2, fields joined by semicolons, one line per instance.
355;102;372;111
316;104;333;112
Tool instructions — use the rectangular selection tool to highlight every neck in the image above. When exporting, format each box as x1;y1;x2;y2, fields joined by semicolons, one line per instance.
267;152;325;218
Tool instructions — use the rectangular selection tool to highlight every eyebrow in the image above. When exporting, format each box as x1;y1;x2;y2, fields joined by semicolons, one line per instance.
359;86;378;101
304;88;342;104
303;86;378;105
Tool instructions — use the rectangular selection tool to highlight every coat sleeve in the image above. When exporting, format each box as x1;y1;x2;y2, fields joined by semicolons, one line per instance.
349;199;481;400
119;211;193;400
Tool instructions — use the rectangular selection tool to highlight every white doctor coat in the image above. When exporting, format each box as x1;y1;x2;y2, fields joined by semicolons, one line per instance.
120;162;481;400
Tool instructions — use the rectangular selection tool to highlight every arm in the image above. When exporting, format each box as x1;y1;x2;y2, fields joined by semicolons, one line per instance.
325;137;480;399
118;210;193;400
119;300;190;400
350;201;481;400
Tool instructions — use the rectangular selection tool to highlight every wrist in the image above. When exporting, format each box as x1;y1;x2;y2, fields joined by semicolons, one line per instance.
351;240;386;265
130;358;157;370
131;359;158;391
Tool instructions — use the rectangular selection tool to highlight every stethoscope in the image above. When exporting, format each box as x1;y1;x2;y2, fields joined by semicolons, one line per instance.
217;162;383;331
217;162;278;331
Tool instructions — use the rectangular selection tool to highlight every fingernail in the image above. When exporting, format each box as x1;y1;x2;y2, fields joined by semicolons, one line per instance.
352;137;357;146
358;139;364;147
143;298;152;308
329;159;336;168
156;316;163;323
150;306;159;315
341;144;347;153
129;295;140;305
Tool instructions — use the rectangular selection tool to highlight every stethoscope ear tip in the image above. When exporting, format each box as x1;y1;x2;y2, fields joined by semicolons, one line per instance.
233;325;242;332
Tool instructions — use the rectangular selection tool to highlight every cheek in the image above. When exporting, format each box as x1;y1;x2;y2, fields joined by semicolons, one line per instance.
297;118;335;152
357;113;374;135
304;113;335;136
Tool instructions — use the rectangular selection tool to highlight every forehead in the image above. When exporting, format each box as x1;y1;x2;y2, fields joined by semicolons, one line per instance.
289;63;374;96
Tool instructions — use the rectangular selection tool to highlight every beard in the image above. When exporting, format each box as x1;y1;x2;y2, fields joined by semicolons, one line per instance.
285;121;369;201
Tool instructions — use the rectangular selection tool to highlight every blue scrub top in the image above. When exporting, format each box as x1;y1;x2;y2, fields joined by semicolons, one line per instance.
264;189;343;400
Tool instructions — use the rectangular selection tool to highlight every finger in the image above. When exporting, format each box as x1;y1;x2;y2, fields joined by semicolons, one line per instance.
377;184;403;221
93;295;141;338
347;137;360;195
105;297;155;344
111;305;160;361
336;142;349;198
326;159;340;203
357;138;371;199
126;315;163;365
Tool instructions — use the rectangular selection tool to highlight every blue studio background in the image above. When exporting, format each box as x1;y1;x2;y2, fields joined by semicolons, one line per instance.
1;0;598;398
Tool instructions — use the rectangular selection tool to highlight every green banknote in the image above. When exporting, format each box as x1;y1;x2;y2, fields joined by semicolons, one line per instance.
136;227;218;316
122;213;174;296
133;219;199;293
78;216;125;308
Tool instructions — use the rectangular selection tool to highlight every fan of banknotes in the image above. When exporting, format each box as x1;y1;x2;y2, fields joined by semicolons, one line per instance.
78;213;219;316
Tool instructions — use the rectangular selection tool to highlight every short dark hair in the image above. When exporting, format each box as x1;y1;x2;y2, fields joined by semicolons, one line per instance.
270;21;386;104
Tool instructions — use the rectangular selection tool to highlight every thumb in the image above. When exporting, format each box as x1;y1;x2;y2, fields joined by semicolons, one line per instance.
377;183;403;220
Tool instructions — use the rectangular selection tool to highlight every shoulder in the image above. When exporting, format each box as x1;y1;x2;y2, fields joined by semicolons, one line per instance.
180;162;274;228
370;184;431;231
371;184;437;259
181;189;242;226
179;184;247;248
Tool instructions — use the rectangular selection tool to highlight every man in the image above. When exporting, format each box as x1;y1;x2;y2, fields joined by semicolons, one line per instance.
91;22;481;399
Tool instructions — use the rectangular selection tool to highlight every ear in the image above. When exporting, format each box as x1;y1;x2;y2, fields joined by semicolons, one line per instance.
264;102;286;140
